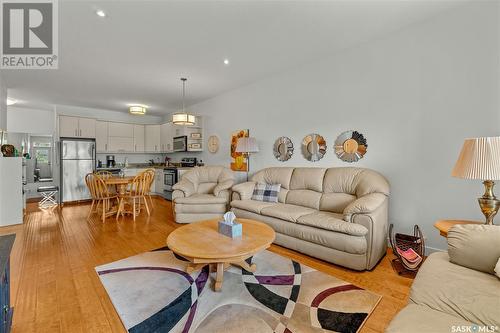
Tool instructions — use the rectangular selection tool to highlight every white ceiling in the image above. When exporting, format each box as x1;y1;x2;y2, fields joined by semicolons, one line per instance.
1;0;464;114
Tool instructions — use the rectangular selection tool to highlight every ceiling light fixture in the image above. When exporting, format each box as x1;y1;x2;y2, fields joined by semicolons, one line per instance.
129;105;147;115
172;78;195;126
96;10;106;17
6;98;17;106
223;59;230;65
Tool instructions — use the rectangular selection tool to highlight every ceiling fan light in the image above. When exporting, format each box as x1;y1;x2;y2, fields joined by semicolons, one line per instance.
129;105;147;115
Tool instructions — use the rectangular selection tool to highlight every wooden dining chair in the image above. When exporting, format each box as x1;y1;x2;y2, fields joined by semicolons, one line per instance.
85;173;119;223
142;169;156;208
116;171;152;221
95;170;113;178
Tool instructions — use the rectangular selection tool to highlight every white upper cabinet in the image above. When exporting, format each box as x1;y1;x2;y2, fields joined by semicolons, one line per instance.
59;116;79;137
133;125;145;152
95;121;109;152
108;122;134;138
160;122;173;153
108;137;134;152
59;116;96;138
145;124;161;152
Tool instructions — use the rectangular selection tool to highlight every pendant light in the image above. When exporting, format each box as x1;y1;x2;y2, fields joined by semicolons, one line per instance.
172;78;195;125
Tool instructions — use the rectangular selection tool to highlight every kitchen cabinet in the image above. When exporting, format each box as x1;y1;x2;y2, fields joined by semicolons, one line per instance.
95;121;108;153
133;125;145;152
145;125;161;152
154;169;164;195
161;122;174;153
59;116;96;138
108;122;134;138
108;137;134;152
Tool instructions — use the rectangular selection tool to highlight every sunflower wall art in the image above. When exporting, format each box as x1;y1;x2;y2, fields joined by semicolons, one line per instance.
230;129;249;171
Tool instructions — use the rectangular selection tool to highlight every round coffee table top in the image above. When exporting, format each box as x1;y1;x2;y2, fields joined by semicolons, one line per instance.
166;218;275;261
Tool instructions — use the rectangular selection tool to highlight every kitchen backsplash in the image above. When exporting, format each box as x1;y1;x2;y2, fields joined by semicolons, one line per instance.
96;153;166;166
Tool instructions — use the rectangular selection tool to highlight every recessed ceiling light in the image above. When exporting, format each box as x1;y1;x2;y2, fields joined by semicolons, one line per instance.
6;98;17;106
223;59;230;65
96;10;106;17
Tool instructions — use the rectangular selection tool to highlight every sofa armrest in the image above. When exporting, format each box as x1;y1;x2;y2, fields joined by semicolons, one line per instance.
343;193;387;222
344;193;389;270
172;180;195;198
231;182;256;200
214;180;234;197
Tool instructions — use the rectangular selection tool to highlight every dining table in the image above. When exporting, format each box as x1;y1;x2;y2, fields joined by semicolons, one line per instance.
101;176;135;217
103;176;134;196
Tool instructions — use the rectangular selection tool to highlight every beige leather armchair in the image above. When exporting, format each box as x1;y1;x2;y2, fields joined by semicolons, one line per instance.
172;166;234;223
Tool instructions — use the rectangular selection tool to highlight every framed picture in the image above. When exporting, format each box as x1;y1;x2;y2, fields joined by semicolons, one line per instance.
189;143;201;149
190;133;202;139
230;129;249;171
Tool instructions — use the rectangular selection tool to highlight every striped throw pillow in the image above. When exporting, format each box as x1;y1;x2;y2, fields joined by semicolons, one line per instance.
252;183;281;203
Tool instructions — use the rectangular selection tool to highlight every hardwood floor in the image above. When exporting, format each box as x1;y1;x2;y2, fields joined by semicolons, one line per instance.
0;197;411;333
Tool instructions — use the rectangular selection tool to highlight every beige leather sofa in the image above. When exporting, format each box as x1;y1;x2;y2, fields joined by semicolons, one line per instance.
172;166;234;223
386;224;500;333
230;167;390;270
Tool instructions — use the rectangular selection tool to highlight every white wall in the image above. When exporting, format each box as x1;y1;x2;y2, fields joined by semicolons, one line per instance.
0;75;7;132
56;104;163;124
7;106;56;134
189;2;499;252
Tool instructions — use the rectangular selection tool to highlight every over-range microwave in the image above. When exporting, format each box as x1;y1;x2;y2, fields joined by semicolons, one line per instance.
173;136;188;152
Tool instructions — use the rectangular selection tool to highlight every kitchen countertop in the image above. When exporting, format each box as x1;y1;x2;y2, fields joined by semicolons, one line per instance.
97;164;198;170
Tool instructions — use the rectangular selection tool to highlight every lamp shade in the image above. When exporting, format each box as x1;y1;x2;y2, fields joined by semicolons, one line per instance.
172;113;195;126
452;137;500;180
235;137;259;154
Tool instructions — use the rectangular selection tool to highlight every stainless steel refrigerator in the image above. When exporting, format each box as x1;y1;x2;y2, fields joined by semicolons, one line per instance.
60;139;96;202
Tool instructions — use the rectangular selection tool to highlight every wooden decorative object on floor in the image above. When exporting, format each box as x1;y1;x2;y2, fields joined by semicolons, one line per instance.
167;218;275;291
434;219;482;237
85;173;119;223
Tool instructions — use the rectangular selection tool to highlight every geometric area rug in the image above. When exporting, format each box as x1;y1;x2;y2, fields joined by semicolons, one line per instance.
95;248;381;333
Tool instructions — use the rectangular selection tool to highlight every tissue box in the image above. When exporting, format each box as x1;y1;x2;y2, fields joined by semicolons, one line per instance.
218;220;242;238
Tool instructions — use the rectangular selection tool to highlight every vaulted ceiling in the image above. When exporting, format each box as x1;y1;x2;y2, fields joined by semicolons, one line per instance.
1;0;463;114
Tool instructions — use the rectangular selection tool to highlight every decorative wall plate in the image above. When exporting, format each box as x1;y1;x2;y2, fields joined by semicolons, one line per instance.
207;135;219;153
273;136;294;162
334;130;367;163
301;134;327;162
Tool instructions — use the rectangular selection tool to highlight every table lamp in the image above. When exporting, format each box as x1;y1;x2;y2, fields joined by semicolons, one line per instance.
452;136;500;225
235;137;259;181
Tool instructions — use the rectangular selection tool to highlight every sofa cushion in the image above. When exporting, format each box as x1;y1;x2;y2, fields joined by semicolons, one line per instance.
252;183;280;202
447;224;500;274
251;167;295;189
174;194;228;205
410;252;500;327
289;168;326;192
232;208;367;255
260;203;316;222
319;192;356;214
175;203;227;214
322;167;389;196
230;199;276;214
386;304;475;333
286;189;322;210
297;212;368;236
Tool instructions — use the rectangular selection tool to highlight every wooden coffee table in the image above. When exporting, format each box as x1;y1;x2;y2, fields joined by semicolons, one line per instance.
166;218;275;291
